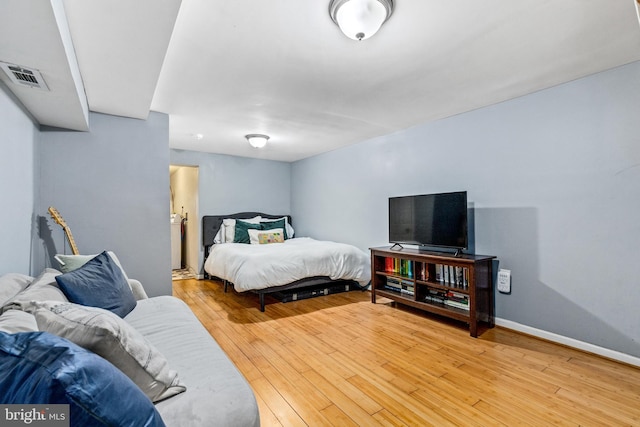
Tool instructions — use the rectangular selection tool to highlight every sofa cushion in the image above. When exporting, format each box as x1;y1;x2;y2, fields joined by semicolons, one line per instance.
55;251;136;317
33;301;186;403
0;310;38;333
0;273;33;306
126;296;260;427
0;331;166;427
1;269;66;314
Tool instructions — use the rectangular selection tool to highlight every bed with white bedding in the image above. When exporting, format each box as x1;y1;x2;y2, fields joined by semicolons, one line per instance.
202;213;371;311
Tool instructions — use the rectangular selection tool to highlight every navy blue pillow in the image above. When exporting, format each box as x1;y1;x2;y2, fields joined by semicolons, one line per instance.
0;331;165;427
55;251;136;317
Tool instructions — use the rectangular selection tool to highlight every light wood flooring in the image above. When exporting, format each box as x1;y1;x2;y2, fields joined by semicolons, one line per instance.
173;279;640;426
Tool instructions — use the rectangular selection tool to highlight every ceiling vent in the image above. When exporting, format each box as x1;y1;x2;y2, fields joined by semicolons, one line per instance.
0;62;49;91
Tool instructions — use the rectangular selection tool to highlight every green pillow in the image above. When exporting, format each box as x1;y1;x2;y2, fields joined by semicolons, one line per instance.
261;218;288;239
233;220;263;244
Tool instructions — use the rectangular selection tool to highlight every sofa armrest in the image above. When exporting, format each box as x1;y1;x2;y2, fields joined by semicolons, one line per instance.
127;279;148;300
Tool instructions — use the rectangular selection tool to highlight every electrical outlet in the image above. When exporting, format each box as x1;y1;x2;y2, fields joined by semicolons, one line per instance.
497;269;511;293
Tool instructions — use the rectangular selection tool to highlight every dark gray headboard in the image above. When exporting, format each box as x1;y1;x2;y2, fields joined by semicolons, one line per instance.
202;212;292;250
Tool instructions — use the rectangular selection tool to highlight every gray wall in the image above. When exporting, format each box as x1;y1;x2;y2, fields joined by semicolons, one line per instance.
170;149;291;272
35;112;172;297
0;83;37;275
291;61;640;358
2;54;638;359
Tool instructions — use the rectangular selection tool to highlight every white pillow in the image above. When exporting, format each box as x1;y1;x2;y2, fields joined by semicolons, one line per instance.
32;301;186;403
222;216;262;243
213;225;225;244
248;228;285;245
0;273;33;306
1;269;66;314
0;309;38;333
261;217;295;238
54;251;130;280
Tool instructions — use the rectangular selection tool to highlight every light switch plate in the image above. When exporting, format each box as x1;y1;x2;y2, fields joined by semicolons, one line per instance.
497;269;511;293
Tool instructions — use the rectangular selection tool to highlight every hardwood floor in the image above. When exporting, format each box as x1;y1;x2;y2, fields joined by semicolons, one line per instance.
173;279;640;426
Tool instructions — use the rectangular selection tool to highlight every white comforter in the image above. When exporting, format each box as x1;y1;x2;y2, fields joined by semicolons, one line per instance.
203;237;371;292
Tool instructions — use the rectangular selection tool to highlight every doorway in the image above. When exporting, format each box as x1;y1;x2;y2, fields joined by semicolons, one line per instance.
170;165;199;279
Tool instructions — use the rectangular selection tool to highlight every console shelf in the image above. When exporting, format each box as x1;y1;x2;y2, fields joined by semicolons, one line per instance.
370;246;496;337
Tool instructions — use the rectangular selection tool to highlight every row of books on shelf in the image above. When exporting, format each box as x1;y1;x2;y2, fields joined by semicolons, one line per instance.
383;278;469;310
384;258;415;278
423;288;470;311
384;277;414;296
383;257;469;288
435;264;469;289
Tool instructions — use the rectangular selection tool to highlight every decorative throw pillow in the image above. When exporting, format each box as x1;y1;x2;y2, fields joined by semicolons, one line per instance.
54;252;147;300
233;219;263;244
55;251;136;317
248;228;285;245
33;301;186;403
259;231;285;244
260;218;288;239
0;331;166;427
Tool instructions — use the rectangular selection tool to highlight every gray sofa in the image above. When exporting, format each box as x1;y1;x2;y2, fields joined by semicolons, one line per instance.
0;269;260;427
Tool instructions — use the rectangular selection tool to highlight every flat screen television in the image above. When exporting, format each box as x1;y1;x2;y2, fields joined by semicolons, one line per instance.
389;191;468;252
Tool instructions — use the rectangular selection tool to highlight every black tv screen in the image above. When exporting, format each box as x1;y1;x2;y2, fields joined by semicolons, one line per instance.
389;191;468;250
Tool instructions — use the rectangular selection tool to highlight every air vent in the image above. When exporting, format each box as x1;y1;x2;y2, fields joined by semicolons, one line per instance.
0;61;49;91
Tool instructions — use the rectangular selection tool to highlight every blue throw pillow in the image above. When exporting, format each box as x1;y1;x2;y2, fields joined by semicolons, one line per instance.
0;331;166;427
55;251;136;317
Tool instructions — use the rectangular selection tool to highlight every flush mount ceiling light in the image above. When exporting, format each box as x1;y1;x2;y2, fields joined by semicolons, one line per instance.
245;134;269;148
329;0;394;41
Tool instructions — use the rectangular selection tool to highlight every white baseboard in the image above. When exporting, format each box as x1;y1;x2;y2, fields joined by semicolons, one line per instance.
495;317;640;368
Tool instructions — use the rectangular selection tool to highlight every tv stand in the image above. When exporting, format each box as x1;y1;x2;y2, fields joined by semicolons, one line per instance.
389;243;404;250
370;246;496;337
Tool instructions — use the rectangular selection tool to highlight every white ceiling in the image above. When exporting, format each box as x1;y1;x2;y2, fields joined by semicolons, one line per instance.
1;0;640;162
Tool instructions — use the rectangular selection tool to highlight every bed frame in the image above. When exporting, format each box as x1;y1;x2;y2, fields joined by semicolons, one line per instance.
202;212;362;311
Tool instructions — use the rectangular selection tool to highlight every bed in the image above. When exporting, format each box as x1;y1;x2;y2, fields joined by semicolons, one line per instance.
202;212;371;311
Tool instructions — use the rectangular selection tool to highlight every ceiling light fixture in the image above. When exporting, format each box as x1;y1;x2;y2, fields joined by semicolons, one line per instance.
245;134;269;148
329;0;394;41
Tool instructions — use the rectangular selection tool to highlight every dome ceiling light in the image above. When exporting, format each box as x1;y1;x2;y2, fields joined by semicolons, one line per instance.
329;0;394;41
245;134;269;148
